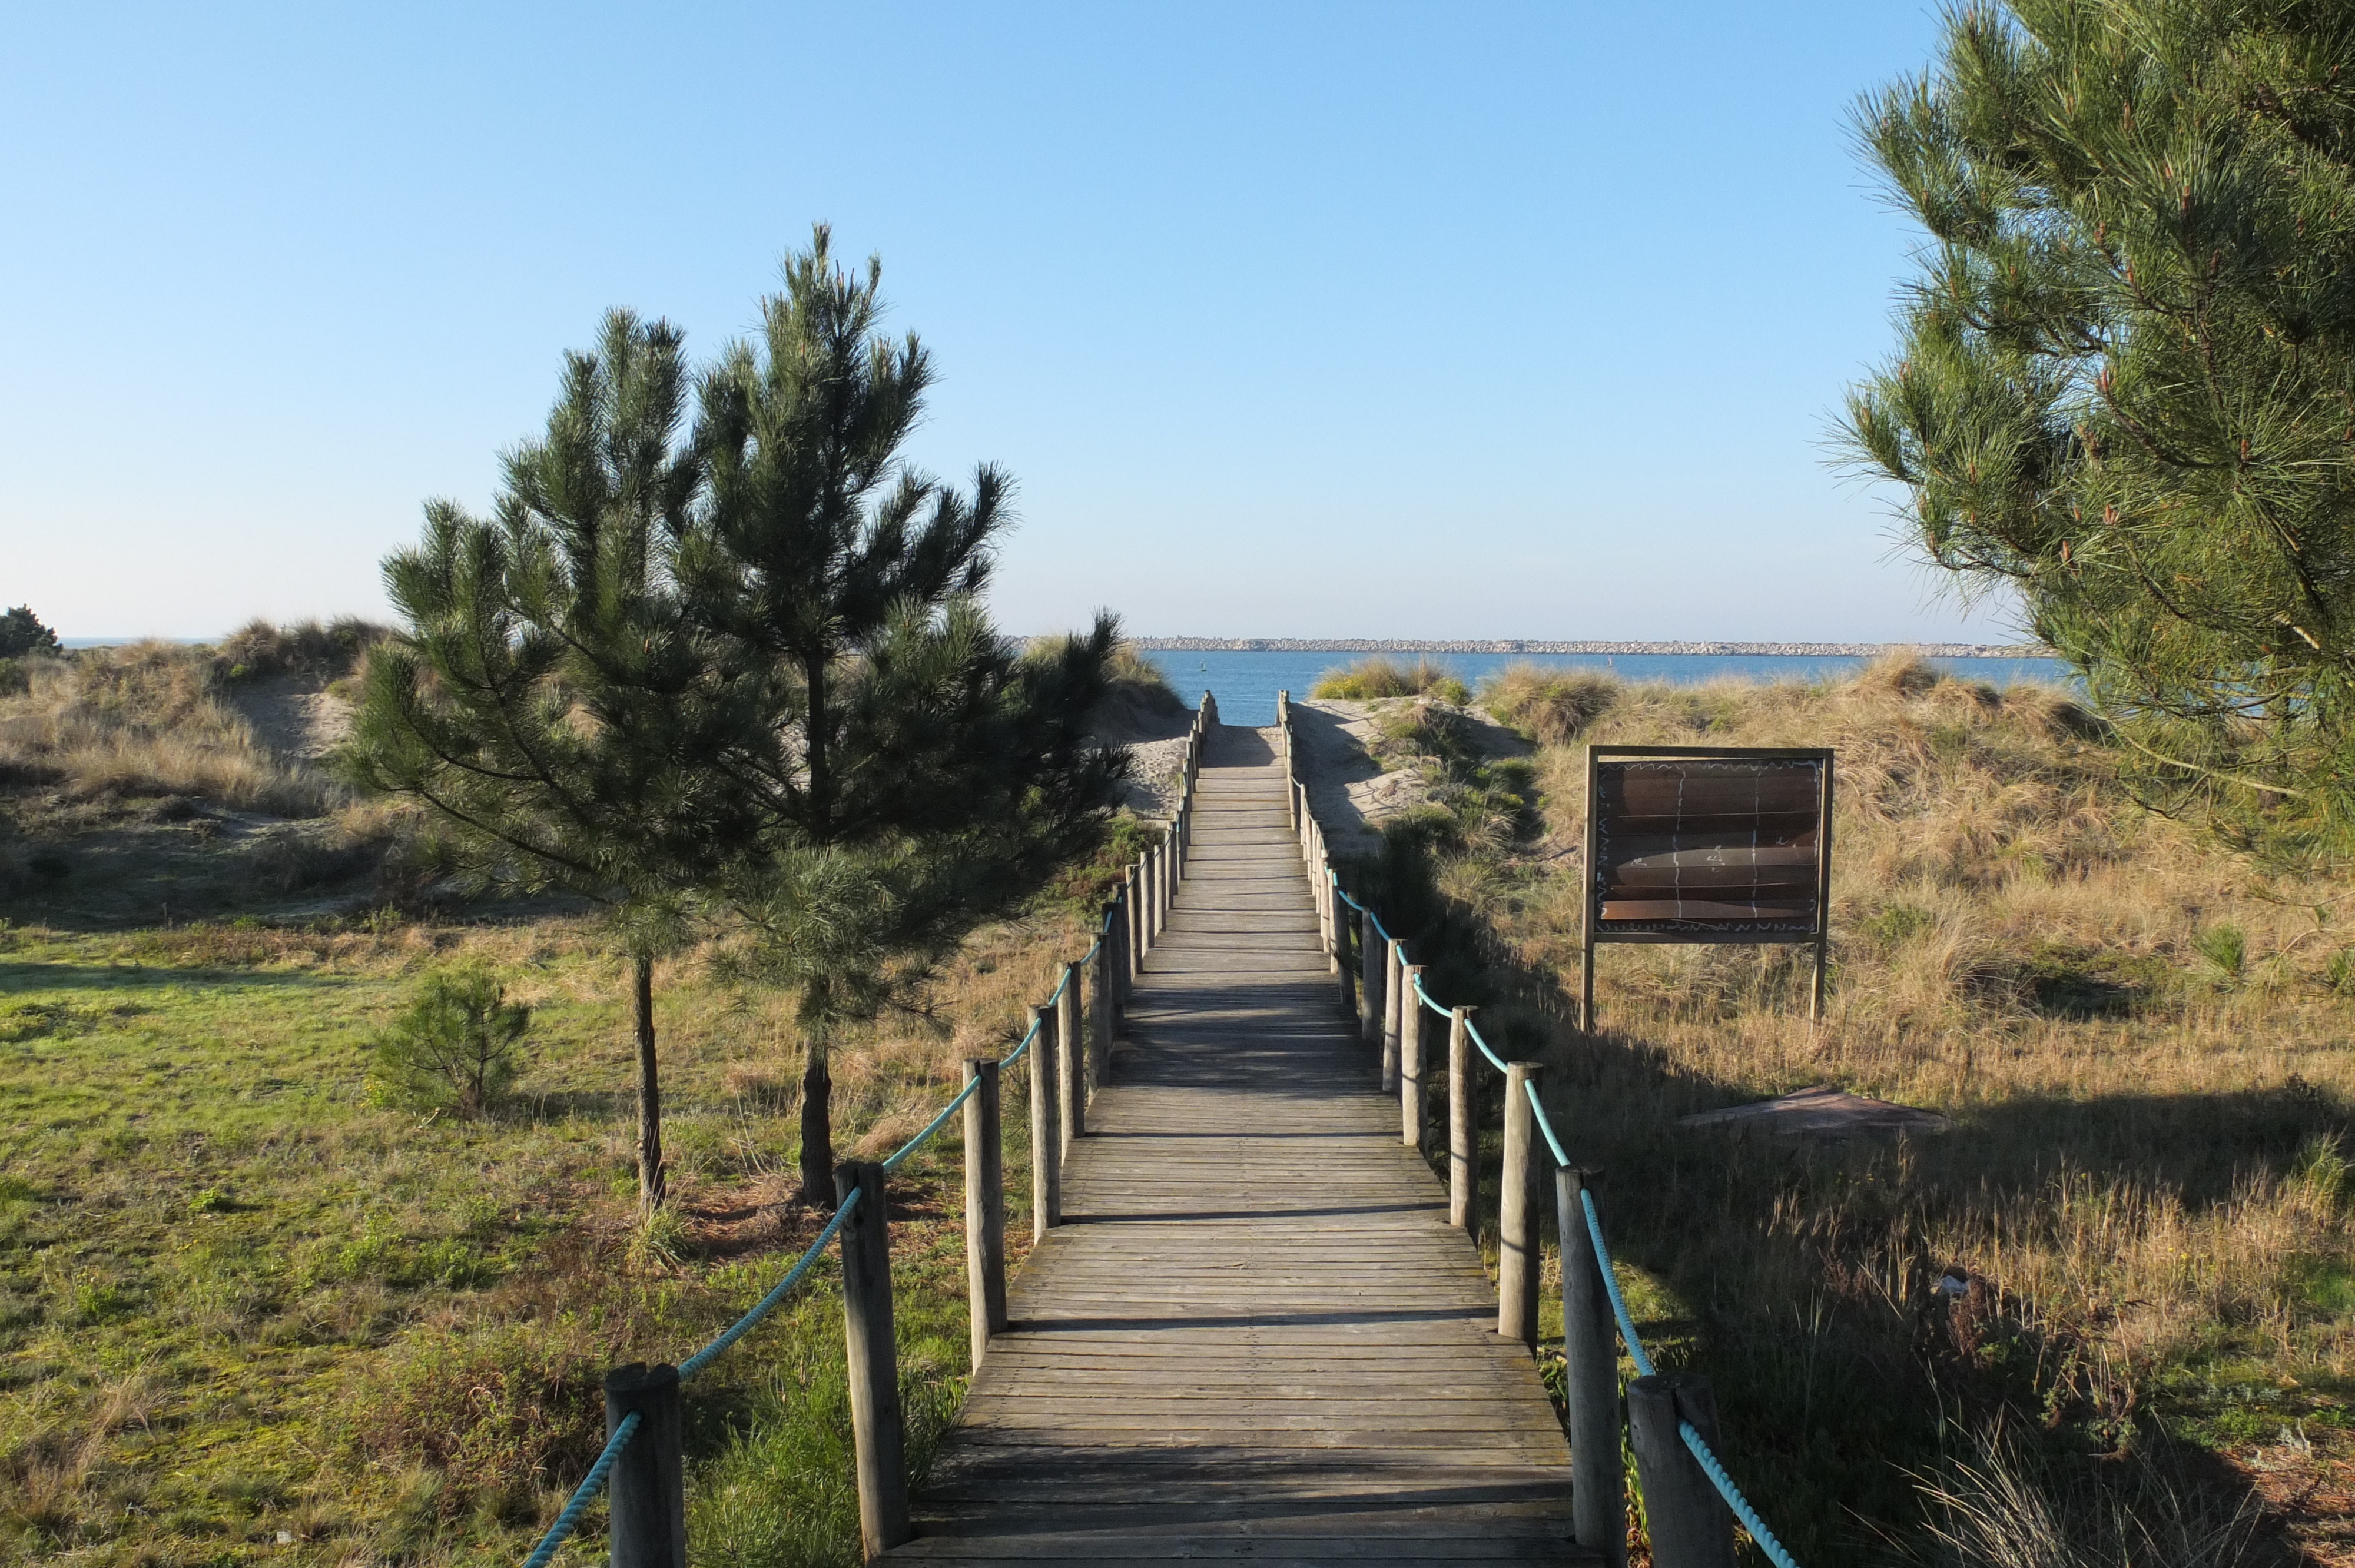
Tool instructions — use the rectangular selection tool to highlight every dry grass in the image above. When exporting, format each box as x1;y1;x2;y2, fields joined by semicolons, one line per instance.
0;641;338;816
1354;653;2355;1562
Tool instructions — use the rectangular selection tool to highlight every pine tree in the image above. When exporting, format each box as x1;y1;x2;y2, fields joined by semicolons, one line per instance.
1843;0;2355;852
344;310;734;1211
680;229;1124;1200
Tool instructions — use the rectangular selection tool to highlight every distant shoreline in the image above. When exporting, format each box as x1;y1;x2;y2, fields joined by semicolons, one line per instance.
1131;637;2056;659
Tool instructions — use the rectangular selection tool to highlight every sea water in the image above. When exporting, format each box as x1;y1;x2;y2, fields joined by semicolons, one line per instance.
1135;649;2073;728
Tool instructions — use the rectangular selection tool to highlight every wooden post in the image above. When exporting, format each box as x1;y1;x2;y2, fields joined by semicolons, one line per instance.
1139;845;1157;954
1359;906;1381;1043
603;1362;685;1568
1558;1168;1627;1566
1400;963;1426;1150
1331;871;1354;1009
1108;891;1130;1022
1319;829;1338;951
1029;1005;1060;1235
1448;1006;1475;1231
1153;833;1169;934
1057;961;1084;1145
1581;743;1600;1034
1381;938;1404;1092
1499;1061;1543;1347
835;1161;911;1560
1628;1375;1735;1568
1812;754;1836;1023
962;1061;1006;1372
1125;865;1144;983
1089;930;1113;1084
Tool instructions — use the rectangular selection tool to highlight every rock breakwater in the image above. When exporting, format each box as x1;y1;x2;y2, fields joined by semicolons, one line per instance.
1132;637;2054;659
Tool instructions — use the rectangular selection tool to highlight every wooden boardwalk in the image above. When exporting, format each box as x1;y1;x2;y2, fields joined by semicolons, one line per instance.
895;725;1589;1566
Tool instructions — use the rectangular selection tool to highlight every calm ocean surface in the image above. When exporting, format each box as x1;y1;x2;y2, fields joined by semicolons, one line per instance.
1137;649;2073;728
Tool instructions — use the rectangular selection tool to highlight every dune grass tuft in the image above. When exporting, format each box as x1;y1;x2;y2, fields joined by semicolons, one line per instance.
1310;655;1470;704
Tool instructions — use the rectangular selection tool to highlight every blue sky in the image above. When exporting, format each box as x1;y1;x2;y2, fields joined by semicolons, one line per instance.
0;2;2019;643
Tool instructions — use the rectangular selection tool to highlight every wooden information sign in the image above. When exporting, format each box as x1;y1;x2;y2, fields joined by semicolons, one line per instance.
1580;745;1834;1028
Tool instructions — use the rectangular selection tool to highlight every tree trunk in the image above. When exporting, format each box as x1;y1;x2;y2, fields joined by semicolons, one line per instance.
634;952;665;1213
800;1036;834;1203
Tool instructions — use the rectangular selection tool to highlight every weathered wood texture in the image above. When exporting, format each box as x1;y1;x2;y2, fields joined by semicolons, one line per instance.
896;725;1586;1565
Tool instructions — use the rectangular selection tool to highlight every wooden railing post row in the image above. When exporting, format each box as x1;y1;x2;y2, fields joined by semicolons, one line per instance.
963;1059;1006;1372
1628;1374;1736;1568
1029;1003;1061;1234
1558;1167;1628;1565
1381;938;1405;1092
1399;962;1425;1150
1057;959;1084;1145
835;1160;912;1560
1359;905;1382;1043
603;1361;685;1568
1498;1060;1543;1347
1447;1006;1475;1230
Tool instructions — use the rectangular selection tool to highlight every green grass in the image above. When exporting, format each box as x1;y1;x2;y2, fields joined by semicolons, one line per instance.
0;915;1049;1566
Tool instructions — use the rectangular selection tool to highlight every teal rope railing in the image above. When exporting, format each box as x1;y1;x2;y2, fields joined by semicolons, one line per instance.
1409;970;1451;1019
1329;876;1391;942
678;1190;863;1378
1461;1014;1508;1074
519;1411;641;1568
1334;859;1804;1568
1523;1078;1568;1168
999;1012;1041;1069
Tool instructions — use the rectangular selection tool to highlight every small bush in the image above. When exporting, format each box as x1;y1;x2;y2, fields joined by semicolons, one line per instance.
2192;923;2247;986
369;965;532;1116
1310;656;1470;704
1478;663;1619;745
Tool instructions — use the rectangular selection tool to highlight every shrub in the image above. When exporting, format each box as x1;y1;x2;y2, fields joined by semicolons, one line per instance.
369;965;532;1116
0;607;59;659
1478;663;1619;745
1309;656;1470;704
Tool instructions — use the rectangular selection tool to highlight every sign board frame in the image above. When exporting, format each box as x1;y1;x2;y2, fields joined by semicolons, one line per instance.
1580;744;1835;1029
